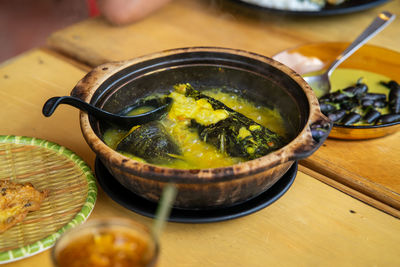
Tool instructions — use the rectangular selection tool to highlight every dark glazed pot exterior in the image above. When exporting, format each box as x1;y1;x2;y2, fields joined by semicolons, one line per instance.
72;47;331;209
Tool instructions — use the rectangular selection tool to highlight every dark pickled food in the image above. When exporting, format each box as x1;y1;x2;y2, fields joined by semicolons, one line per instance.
381;80;400;114
339;100;358;111
361;99;374;108
341;112;361;126
376;114;400;124
361;93;386;102
388;88;400;114
363;109;381;124
343;81;368;97
328;110;346;122
320;102;336;114
320;91;349;103
116;121;181;164
318;78;400;126
372;100;387;108
175;84;284;160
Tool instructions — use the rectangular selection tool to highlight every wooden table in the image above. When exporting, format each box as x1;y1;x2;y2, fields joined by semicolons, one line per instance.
1;50;399;267
47;0;400;66
1;0;400;266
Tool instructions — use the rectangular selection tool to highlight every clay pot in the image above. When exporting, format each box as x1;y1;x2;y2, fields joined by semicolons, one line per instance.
72;47;331;209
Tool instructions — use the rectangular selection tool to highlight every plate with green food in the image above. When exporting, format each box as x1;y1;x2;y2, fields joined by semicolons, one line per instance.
273;42;400;139
231;0;390;16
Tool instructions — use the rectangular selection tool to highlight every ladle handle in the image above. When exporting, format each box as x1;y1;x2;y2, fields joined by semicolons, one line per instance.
326;11;395;76
43;96;173;128
42;96;119;122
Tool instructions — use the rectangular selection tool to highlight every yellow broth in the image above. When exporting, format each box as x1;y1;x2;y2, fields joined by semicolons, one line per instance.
103;89;286;169
331;68;391;95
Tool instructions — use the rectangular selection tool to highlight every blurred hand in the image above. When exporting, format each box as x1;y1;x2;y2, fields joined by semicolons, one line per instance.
97;0;172;25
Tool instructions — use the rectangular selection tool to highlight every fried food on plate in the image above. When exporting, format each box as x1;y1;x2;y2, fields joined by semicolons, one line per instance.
0;180;48;233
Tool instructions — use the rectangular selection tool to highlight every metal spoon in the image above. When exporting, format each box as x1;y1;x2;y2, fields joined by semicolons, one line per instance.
43;96;172;128
304;11;395;96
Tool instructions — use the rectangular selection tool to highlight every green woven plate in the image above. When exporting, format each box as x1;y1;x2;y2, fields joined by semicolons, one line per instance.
0;135;97;263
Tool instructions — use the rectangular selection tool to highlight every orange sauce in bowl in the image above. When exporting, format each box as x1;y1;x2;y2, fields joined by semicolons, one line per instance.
54;222;157;267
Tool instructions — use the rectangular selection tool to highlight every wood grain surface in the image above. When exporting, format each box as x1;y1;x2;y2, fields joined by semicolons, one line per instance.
0;49;93;164
6;171;400;267
47;0;400;67
1;49;400;267
301;132;400;214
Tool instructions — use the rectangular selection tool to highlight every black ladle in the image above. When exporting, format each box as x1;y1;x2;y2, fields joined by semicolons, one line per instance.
42;96;172;128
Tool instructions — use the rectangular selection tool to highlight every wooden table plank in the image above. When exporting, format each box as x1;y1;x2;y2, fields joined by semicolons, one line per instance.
46;0;400;67
4;171;400;267
0;49;93;164
301;132;400;215
1;48;400;267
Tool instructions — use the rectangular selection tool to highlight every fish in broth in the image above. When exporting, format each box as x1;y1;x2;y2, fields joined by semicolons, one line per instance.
103;84;287;169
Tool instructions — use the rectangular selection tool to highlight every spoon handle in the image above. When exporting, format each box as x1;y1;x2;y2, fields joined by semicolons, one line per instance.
42;96;120;121
326;11;395;76
43;96;172;128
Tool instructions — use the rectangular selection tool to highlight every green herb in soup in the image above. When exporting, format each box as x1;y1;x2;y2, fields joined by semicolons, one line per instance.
103;84;287;169
175;84;284;160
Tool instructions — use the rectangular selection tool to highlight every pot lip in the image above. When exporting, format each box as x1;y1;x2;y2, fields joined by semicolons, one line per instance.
76;46;320;182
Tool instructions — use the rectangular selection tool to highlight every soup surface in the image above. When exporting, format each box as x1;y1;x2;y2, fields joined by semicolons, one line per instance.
103;86;287;169
330;68;391;96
